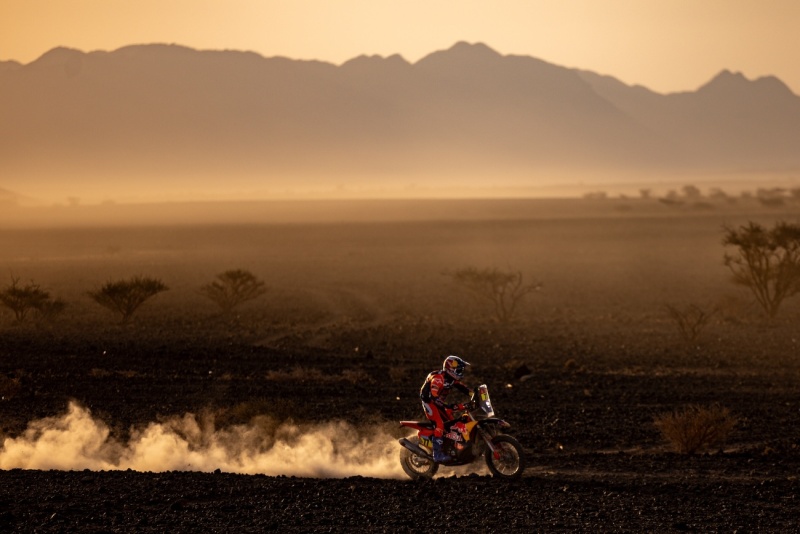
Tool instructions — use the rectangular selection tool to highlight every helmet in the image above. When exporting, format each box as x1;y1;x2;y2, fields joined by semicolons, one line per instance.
442;355;470;380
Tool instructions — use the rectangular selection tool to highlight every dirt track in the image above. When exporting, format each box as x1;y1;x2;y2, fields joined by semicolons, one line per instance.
2;199;800;531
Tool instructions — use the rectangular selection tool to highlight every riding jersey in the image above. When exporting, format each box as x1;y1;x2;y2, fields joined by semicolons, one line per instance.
419;370;470;407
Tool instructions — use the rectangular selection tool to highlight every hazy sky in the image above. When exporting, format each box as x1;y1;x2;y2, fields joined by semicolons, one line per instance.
2;0;799;93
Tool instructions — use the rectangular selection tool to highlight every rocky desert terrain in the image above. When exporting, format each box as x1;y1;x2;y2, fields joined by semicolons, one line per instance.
1;197;799;531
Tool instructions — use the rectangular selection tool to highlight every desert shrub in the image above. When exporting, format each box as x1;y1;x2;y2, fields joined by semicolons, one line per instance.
0;276;65;323
664;303;716;346
199;269;267;314
682;184;703;199
87;276;168;324
659;190;684;206
708;188;733;202
654;404;737;455
756;188;787;207
445;266;541;322
723;221;800;319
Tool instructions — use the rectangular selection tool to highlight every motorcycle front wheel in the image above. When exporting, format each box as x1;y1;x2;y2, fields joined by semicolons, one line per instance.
400;437;439;480
484;434;525;479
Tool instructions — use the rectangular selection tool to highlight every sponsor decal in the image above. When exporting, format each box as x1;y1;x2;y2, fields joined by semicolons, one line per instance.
445;431;462;442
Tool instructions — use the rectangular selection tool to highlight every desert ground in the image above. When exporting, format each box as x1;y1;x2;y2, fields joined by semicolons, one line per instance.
1;196;799;531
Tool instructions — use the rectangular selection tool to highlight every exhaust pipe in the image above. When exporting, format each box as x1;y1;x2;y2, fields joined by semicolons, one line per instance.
398;438;433;460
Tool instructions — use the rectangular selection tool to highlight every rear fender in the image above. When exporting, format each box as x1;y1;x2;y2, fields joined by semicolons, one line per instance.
400;420;435;434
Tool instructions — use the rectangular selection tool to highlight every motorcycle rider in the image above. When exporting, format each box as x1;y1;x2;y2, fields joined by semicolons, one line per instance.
419;355;472;462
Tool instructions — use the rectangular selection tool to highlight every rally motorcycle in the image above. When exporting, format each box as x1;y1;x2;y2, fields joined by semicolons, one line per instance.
398;384;525;480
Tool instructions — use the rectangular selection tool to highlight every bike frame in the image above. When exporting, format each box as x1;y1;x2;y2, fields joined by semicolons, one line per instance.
399;411;512;463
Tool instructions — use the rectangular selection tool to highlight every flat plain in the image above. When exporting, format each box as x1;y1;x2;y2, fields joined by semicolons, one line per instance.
1;196;799;531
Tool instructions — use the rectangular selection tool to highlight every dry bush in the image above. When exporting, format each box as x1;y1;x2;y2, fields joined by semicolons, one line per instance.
654;404;737;454
87;276;168;324
664;303;716;345
723;221;800;319
445;266;541;322
199;269;267;314
0;276;65;323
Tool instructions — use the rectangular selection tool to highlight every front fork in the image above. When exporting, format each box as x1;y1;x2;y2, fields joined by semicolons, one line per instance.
478;426;501;460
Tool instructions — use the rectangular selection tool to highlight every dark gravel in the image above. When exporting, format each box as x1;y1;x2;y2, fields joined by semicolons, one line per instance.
1;463;798;532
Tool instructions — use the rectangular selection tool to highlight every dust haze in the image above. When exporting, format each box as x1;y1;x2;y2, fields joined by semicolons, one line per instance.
2;42;800;491
0;402;404;478
2;42;799;207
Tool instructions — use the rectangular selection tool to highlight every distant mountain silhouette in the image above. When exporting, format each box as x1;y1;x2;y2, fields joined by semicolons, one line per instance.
0;60;21;73
2;41;799;201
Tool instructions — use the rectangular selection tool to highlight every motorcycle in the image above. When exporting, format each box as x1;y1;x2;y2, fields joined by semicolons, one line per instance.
398;384;525;480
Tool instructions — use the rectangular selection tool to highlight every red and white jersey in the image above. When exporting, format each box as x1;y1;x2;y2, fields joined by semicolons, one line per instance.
419;370;469;404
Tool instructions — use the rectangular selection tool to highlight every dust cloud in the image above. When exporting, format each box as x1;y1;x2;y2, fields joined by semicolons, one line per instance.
0;402;405;479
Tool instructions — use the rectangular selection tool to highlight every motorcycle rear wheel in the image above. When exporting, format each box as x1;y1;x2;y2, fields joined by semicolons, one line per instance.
400;437;439;480
484;434;525;479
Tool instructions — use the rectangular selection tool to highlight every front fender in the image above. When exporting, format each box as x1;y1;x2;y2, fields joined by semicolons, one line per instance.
476;418;512;431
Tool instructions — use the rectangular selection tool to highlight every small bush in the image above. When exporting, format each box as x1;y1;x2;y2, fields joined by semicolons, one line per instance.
87;276;168;324
445;266;541;322
654;404;737;455
664;303;716;346
0;277;65;323
199;269;267;314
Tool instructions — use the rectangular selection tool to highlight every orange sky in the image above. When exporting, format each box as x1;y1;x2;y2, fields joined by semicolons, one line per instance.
2;0;799;93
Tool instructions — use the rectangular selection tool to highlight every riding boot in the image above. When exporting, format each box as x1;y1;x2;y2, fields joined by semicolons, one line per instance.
432;437;450;463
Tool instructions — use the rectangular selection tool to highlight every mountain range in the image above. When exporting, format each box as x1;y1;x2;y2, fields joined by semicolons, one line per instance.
2;41;799;203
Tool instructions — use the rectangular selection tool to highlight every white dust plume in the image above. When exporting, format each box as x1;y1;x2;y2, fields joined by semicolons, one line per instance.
0;402;406;478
